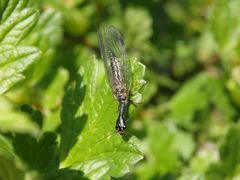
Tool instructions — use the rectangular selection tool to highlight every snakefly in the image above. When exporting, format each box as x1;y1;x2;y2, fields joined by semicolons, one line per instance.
98;26;131;135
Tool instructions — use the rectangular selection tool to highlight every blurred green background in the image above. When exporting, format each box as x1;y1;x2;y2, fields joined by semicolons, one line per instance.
1;0;240;179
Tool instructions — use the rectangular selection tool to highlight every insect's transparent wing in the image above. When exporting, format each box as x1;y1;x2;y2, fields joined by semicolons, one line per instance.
105;26;131;90
98;27;114;88
98;26;131;91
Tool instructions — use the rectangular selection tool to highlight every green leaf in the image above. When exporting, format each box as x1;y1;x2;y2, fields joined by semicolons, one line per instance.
0;135;25;180
43;168;87;180
169;72;236;131
130;58;146;103
0;0;28;23
124;7;152;48
219;124;240;176
0;132;59;180
12;132;58;174
204;124;240;179
145;121;179;175
0;0;40;94
173;129;195;161
60;56;145;179
63;7;89;36
42;68;69;132
0;45;40;94
169;73;209;127
0;96;40;136
48;1;89;36
22;9;63;83
210;0;240;61
43;68;69;109
172;41;196;78
189;143;219;173
0;134;15;160
134;120;184;180
178;171;205;180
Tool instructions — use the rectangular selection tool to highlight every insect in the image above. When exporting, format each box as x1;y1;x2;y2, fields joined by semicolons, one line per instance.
98;26;131;135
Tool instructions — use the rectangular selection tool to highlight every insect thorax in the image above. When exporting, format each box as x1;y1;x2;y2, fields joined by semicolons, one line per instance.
113;83;128;102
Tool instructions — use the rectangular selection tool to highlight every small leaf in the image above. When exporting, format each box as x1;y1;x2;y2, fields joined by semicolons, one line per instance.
0;96;40;136
0;134;15;160
124;7;152;47
146;121;179;175
21;9;63;83
60;56;145;178
178;171;205;180
219;124;240;175
0;45;40;94
0;134;25;180
210;0;240;60
169;73;209;127
42;68;69;132
131;58;146;95
12;132;58;173
169;72;236;130
43;68;69;109
44;168;86;180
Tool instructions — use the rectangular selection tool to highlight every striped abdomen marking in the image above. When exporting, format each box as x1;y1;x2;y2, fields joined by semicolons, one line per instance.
109;50;124;86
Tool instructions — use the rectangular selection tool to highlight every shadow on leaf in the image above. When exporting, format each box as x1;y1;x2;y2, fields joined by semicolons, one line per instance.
43;168;88;180
12;132;58;173
60;73;88;161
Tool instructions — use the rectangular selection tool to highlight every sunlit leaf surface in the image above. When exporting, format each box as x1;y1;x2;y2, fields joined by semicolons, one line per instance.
60;56;145;178
0;0;40;94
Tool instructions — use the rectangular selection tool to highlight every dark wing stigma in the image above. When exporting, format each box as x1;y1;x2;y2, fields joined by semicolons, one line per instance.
98;26;131;134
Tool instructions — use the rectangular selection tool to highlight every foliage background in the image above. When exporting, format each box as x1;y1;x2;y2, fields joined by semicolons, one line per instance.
1;0;240;179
